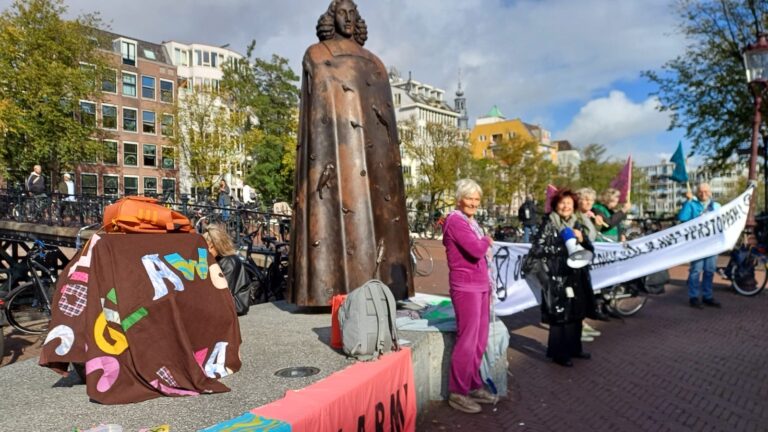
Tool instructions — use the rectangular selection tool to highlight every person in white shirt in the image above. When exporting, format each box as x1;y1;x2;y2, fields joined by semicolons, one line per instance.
242;184;254;205
58;173;76;202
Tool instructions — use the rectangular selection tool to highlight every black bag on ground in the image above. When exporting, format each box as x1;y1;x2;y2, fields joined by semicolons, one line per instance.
644;270;670;294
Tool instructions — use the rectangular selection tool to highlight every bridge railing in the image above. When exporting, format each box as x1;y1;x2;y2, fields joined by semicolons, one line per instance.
0;188;291;248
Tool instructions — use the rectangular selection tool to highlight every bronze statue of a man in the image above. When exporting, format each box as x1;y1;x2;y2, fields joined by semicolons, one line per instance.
288;0;414;306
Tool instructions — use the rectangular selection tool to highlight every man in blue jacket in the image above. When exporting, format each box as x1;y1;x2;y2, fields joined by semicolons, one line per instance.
677;183;722;308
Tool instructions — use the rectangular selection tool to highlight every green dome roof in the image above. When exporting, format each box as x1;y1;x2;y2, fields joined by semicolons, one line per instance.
487;105;504;118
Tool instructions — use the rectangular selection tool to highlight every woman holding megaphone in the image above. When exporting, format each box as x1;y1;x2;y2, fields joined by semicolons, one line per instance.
523;188;598;367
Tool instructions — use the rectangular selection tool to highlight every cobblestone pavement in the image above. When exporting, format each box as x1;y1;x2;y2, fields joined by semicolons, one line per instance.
415;240;768;432
4;239;767;432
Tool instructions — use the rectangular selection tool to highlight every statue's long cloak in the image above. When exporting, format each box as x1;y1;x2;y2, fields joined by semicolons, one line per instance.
288;38;414;306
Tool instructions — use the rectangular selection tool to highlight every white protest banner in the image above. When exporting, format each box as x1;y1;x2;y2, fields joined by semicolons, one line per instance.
492;185;755;316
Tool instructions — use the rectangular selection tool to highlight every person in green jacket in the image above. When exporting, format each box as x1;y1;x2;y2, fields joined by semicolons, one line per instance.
592;188;631;242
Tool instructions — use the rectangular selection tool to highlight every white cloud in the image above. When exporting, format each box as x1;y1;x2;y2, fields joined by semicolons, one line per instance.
21;0;685;125
0;0;688;166
560;91;671;147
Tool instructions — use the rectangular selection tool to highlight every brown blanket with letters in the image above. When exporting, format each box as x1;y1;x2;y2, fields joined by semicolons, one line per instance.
39;233;242;404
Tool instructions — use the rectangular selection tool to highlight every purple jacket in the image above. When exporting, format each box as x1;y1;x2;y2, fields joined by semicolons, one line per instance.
442;212;492;292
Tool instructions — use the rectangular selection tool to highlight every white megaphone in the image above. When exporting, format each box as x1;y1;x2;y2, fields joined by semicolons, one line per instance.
560;227;593;269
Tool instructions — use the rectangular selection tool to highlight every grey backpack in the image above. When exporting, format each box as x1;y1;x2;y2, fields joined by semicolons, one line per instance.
338;279;399;361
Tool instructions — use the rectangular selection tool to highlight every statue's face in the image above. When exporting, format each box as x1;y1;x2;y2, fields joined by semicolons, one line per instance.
334;0;357;38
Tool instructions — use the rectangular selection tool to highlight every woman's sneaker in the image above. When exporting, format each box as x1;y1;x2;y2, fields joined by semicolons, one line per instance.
469;388;498;404
448;393;482;414
581;334;594;342
582;324;601;337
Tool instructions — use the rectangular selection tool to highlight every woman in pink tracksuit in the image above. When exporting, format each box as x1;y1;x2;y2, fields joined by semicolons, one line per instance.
442;179;496;414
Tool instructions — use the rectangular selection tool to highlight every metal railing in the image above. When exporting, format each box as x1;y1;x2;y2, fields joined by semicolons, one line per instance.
0;188;291;247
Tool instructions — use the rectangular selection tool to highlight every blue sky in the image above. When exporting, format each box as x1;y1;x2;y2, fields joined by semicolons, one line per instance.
1;0;691;165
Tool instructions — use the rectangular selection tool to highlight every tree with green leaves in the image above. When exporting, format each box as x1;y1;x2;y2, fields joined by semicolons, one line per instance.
644;0;766;170
399;119;470;217
490;136;556;215
174;86;260;198
0;0;108;186
576;144;624;192
221;41;299;205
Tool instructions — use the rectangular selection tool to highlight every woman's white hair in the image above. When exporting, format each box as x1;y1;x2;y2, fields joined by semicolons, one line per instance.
455;178;482;202
576;187;596;201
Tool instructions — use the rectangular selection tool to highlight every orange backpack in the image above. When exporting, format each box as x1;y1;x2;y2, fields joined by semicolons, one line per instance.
103;196;193;234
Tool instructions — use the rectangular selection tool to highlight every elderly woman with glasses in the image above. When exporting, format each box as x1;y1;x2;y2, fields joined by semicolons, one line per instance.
442;179;496;414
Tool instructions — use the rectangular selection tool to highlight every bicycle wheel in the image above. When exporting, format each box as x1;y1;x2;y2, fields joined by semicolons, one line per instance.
732;259;767;296
606;282;647;317
5;281;52;334
411;242;434;277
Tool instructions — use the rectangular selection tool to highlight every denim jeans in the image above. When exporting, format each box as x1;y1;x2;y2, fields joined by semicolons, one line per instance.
522;225;536;243
688;255;717;300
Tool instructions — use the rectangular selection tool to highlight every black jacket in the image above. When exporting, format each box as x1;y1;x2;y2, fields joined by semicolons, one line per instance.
518;200;537;227
217;254;251;316
522;214;597;324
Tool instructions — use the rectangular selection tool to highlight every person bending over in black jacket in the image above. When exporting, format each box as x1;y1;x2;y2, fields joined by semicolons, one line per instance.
203;224;252;316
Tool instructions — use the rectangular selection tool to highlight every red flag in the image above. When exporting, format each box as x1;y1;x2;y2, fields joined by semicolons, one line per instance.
544;184;558;213
609;155;633;203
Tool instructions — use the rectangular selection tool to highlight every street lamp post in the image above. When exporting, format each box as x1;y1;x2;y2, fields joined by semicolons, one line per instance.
742;34;768;231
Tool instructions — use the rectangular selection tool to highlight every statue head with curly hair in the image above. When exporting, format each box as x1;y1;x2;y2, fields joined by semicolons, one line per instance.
316;0;368;46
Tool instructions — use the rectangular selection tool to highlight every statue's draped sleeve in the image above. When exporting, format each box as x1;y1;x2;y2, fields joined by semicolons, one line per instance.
289;40;414;306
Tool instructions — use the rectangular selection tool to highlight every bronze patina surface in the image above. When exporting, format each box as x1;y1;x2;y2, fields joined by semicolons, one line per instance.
289;0;414;305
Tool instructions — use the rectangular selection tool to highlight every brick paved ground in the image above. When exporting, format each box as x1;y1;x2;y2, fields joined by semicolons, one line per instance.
4;239;767;432
414;239;768;432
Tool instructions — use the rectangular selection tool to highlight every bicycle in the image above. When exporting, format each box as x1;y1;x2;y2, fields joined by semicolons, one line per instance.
595;232;650;317
239;229;289;304
410;237;433;277
0;240;57;335
717;231;767;296
422;214;445;240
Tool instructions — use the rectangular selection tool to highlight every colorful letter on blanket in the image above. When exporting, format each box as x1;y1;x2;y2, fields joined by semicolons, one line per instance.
164;248;209;280
142;254;185;300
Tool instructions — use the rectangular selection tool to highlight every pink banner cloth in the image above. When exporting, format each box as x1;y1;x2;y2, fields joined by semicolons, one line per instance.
252;348;416;432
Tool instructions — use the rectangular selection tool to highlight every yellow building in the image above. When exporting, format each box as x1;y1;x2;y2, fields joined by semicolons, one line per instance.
469;106;557;162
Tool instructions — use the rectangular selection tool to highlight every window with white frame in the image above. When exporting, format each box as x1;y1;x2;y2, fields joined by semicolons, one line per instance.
81;173;98;196
123;107;137;132
143;144;156;167
102;105;117;130
143;176;158;196
124;176;139;196
121;40;136;66
123;142;138;166
161;114;174;137
142;110;156;134
102;69;117;93
79;101;96;127
160;79;173;103
103;140;118;165
162;178;176;200
174;48;188;66
195;49;202;66
103;174;119;196
141;75;155;99
161;146;175;169
122;72;137;97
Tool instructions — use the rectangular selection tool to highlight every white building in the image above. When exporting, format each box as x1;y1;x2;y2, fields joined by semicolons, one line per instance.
388;69;461;201
640;161;747;215
162;41;246;200
553;140;580;173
